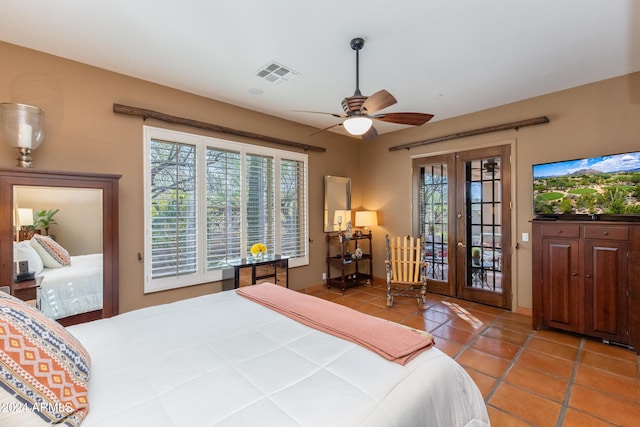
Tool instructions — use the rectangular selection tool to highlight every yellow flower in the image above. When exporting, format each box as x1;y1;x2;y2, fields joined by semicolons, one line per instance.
250;243;267;255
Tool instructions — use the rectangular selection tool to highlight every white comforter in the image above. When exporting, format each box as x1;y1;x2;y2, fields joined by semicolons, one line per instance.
38;253;103;319
67;289;489;427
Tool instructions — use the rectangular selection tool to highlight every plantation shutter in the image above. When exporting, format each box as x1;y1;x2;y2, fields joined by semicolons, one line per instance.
206;148;241;268
246;154;275;254
280;159;307;259
149;139;197;279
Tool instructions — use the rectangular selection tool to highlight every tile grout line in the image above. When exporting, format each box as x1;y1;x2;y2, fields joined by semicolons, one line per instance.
555;337;584;426
481;312;536;404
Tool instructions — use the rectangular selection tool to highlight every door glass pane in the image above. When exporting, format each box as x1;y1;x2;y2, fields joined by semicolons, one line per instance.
418;163;448;281
467;157;502;292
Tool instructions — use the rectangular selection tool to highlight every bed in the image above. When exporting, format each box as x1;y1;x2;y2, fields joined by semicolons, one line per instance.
0;283;489;427
37;254;103;320
14;239;103;320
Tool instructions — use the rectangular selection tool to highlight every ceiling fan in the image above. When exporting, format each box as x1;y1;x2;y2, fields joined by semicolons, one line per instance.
301;37;434;140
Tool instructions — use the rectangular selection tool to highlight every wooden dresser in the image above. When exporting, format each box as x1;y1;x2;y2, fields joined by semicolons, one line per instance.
532;219;640;353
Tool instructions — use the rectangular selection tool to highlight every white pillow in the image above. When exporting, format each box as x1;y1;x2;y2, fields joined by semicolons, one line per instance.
30;235;71;268
14;241;44;274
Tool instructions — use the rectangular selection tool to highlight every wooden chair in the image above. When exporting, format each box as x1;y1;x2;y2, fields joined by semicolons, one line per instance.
384;235;428;310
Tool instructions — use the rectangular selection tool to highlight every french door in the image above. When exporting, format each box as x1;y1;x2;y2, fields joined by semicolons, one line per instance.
413;145;511;309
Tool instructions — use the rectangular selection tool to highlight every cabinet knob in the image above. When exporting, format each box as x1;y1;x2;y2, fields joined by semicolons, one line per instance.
603;231;609;235
572;272;578;276
585;274;592;278
557;230;563;234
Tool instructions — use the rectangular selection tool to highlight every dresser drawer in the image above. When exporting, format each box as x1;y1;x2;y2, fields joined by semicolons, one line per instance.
541;224;580;238
584;226;629;241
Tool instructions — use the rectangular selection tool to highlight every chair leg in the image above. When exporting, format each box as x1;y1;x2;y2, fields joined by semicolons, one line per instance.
387;294;394;308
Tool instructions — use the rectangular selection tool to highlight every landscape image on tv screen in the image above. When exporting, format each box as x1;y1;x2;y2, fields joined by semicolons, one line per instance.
533;151;640;216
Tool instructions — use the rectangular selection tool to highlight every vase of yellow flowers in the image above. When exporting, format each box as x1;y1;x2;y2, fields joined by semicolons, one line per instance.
250;243;267;260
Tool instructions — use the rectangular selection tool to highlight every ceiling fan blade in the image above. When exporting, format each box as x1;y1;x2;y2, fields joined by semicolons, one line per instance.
292;110;344;119
373;112;434;126
307;122;342;137
360;125;379;141
361;90;397;114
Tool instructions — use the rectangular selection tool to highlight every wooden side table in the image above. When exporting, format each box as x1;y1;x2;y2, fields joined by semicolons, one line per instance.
13;276;43;303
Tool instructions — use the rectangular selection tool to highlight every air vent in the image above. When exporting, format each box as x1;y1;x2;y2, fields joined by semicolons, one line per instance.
255;61;300;85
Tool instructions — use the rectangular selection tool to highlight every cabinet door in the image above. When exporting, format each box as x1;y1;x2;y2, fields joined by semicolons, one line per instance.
584;240;628;343
542;238;583;333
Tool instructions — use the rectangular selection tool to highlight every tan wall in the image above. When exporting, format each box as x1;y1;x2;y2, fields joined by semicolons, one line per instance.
2;41;639;314
0;41;360;313
360;71;640;312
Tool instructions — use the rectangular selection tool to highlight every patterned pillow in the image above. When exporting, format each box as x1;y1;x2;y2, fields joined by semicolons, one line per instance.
0;292;90;426
30;235;70;268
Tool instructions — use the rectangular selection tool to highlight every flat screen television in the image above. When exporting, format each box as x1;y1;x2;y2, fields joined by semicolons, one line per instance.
532;150;640;219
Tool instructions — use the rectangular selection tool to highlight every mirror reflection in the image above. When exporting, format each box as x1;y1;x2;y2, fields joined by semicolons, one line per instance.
324;176;351;232
13;185;103;320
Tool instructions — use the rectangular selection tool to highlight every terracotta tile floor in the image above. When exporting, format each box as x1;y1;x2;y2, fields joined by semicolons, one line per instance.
301;281;640;426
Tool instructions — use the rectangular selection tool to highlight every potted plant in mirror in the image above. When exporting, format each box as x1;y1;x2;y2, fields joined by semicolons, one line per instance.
34;208;59;237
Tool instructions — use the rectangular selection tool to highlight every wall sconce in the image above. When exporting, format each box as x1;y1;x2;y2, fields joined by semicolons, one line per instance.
355;210;378;232
0;103;45;167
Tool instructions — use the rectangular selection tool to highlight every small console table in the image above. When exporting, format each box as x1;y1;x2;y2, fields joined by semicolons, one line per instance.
227;255;289;288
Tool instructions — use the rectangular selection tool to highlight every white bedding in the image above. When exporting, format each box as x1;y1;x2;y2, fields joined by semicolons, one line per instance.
67;288;489;427
38;253;103;319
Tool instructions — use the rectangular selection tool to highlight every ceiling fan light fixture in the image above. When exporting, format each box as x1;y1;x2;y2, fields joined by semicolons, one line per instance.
343;116;372;135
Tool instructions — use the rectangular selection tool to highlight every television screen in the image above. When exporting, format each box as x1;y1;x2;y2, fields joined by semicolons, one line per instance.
532;151;640;217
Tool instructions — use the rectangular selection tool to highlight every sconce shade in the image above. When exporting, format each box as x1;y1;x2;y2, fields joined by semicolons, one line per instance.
1;103;45;149
355;210;378;228
1;103;45;167
17;208;34;227
343;116;373;135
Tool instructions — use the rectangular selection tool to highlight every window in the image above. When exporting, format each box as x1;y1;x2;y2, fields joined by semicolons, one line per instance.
144;126;308;293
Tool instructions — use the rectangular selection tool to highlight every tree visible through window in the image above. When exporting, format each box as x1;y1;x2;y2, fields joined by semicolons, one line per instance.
144;126;308;293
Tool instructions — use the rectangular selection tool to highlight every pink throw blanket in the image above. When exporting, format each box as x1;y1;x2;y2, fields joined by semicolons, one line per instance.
236;283;434;365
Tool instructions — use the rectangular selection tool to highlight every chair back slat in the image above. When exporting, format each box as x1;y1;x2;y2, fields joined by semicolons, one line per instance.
388;235;423;283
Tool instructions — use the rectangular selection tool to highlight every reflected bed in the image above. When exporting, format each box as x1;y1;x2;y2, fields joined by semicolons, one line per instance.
38;253;103;320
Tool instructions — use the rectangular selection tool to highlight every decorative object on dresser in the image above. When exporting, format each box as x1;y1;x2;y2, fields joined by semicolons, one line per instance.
532;219;640;354
0;168;120;326
326;230;373;293
0;103;45;167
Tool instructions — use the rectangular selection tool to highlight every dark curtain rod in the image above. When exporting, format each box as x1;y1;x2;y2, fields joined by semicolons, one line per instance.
389;116;550;151
113;103;326;153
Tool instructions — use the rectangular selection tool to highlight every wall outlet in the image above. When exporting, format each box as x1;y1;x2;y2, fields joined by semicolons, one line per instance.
522;232;529;242
322;272;327;281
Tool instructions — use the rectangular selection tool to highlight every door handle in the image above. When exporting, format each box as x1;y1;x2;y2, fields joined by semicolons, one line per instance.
457;242;466;248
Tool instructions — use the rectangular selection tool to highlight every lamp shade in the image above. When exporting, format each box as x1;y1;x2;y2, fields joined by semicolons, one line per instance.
17;208;34;227
343;116;372;135
0;103;45;149
355;210;378;228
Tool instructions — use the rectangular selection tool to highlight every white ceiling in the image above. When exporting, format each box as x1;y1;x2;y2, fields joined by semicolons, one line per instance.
1;0;639;138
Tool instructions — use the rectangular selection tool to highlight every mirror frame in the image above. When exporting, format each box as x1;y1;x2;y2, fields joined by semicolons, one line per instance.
323;175;351;232
0;167;120;325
